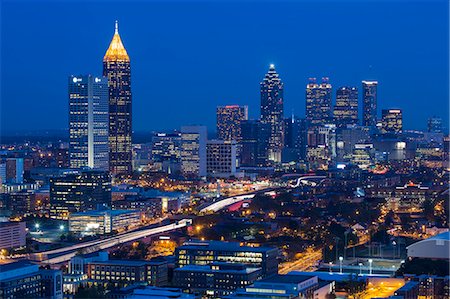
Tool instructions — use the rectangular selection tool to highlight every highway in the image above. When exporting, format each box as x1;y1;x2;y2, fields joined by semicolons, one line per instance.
29;219;192;264
279;247;323;274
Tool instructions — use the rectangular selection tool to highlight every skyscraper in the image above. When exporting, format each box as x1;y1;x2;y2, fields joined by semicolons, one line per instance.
305;77;333;126
381;109;403;134
180;126;207;178
260;64;284;164
103;21;132;175
69;75;109;171
333;86;358;127
283;116;308;162
240;120;270;167
362;81;378;127
216;105;248;142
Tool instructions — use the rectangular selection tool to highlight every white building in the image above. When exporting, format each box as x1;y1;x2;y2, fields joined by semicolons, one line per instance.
69;210;141;235
180;126;207;178
206;140;237;178
0;221;26;250
407;232;449;260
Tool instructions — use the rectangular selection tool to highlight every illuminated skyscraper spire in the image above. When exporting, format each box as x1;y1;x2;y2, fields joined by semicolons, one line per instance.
104;20;130;62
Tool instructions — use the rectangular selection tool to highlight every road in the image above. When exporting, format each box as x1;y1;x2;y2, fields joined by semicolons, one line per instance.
200;188;280;213
278;247;323;274
28;219;192;264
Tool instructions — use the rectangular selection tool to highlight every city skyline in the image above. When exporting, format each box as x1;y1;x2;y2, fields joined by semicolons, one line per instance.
1;0;448;135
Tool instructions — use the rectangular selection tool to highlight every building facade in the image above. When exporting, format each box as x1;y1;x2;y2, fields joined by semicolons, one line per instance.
175;240;278;277
68;75;109;171
333;86;358;127
217;105;248;142
260;64;284;164
49;170;111;220
0;222;26;250
306;78;333;126
103;21;133;175
381;109;403;134
180;126;207;178
206;140;237;177
362;80;378;128
240;120;271;167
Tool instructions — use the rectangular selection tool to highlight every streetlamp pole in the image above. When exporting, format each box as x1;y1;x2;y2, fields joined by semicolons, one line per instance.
369;259;373;275
339;256;343;274
359;262;363;275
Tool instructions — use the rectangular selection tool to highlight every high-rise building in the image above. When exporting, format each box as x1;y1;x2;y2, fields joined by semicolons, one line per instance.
216;105;248;142
4;158;24;184
428;117;443;133
150;132;182;173
206;140;237;177
260;64;284;164
381;109;403;134
333;86;358;127
69;75;109;171
282;116;308;163
362;81;378;127
307;124;336;170
180;126;207;178
103;21;132;175
240;120;270;167
49;170;111;220
306;77;333;126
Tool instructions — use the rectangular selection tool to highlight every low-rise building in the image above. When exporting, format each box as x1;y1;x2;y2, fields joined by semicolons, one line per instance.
0;260;62;299
69;209;141;235
173;262;261;297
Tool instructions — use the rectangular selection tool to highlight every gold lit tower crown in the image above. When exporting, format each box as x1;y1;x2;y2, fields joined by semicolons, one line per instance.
103;21;130;62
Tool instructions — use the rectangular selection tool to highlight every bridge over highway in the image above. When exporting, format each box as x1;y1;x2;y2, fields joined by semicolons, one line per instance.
26;219;192;265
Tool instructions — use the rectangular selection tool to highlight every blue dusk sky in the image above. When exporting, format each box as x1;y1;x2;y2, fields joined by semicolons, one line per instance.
1;0;448;134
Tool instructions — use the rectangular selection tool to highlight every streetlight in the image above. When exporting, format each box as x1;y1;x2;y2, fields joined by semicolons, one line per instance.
329;262;333;274
35;223;40;231
368;259;373;275
359;262;363;275
339;256;343;274
59;225;65;231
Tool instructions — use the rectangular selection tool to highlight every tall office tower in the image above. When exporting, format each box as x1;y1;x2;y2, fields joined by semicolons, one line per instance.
336;125;371;161
216;105;248;141
381;109;403;134
305;77;333;126
103;21;132;175
428;117;443;133
69;75;109;171
260;64;284;164
180;126;207;178
206;140;237;177
49;170;111;220
282;116;308;162
333;86;358;127
362;81;378;127
240;120;270;167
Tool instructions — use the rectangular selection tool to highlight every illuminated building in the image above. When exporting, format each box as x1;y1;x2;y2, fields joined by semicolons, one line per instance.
362;80;378;128
225;274;333;299
87;257;168;287
173;262;262;298
68;75;109;171
428;116;443;133
150;132;182;173
307;125;336;170
49;170;111;220
206;140;237;177
68;209;141;235
0;260;62;299
260;64;284;164
240;120;271;167
0;221;26;250
180;126;207;178
283;116;308;163
336;125;371;162
217;105;248;142
306;78;332;126
103;21;132;175
351;144;374;170
175;240;278;277
381;109;403;134
333;86;358;127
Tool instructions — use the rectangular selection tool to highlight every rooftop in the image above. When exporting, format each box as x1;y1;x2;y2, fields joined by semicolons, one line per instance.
258;274;315;284
179;240;276;253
